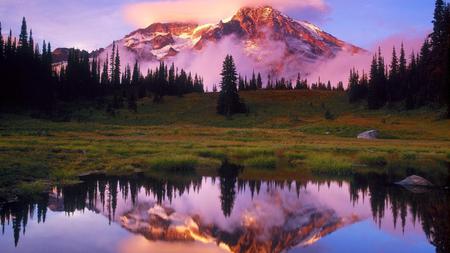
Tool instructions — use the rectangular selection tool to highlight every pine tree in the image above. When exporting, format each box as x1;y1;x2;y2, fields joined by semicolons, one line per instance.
46;42;52;71
217;55;245;116
110;42;116;83
256;73;262;89
28;30;34;55
168;63;175;94
368;56;379;109
132;60;140;86
101;56;109;85
0;22;4;62
18;17;28;51
113;47;121;85
388;46;399;103
238;75;245;90
432;0;446;47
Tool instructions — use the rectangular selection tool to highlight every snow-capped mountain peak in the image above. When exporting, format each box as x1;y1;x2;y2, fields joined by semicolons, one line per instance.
84;6;365;84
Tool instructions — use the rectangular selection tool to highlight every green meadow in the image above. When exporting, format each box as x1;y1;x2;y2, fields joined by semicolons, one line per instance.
1;90;449;201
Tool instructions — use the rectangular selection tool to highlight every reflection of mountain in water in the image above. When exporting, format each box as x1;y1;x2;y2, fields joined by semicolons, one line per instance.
120;199;358;253
0;171;448;253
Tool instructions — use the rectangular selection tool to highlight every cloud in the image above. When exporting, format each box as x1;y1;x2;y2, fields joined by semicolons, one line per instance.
307;30;428;86
123;0;328;28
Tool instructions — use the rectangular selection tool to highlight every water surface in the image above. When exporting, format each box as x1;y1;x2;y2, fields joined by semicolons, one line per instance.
0;171;448;253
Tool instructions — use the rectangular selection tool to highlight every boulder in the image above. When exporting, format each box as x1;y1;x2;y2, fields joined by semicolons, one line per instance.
357;130;379;139
395;175;433;187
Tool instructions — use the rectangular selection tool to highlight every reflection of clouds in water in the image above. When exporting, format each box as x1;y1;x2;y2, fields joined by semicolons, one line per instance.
90;177;430;252
119;235;230;253
118;179;360;243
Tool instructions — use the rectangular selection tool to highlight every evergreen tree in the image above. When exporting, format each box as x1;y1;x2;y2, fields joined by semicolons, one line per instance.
113;47;121;85
0;22;3;61
131;60;140;85
238;75;245;90
101;56;109;85
256;73;262;89
249;71;257;90
217;55;246;116
109;42;116;83
432;0;446;47
388;46;399;103
348;68;360;103
18;17;28;51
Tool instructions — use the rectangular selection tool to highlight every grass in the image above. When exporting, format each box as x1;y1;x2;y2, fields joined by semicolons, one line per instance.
358;154;388;166
145;155;199;171
0;90;449;200
244;156;277;169
286;153;307;161
306;154;353;175
197;149;227;160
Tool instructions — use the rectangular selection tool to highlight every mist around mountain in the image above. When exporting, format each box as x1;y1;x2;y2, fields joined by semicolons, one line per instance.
55;6;365;89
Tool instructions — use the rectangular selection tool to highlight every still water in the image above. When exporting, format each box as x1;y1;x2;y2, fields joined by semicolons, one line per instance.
0;169;448;253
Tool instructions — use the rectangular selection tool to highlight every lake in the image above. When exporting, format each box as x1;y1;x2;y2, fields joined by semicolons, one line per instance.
0;164;448;253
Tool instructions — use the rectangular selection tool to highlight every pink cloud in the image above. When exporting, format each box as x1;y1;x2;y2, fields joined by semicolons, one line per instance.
123;0;328;28
307;30;428;86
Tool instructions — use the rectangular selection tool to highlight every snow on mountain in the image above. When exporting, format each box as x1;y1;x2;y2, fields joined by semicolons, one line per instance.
62;6;366;87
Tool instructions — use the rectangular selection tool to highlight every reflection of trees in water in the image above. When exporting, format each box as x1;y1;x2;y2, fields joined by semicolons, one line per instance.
0;195;48;247
0;171;448;252
218;160;242;217
348;173;449;253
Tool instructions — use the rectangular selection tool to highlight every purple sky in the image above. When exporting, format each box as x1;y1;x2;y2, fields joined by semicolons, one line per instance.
0;0;436;51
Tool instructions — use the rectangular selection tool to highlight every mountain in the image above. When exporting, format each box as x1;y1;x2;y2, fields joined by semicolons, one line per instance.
55;6;365;84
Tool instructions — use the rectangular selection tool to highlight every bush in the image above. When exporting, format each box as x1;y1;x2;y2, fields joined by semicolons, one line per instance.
324;109;335;120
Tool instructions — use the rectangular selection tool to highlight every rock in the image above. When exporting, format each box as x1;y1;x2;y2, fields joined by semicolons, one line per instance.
357;130;379;139
395;175;433;187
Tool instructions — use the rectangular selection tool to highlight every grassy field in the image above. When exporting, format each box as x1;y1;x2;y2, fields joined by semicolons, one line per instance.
1;90;449;201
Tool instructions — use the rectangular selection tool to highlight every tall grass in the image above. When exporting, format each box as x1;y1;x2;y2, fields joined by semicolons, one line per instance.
306;154;353;175
244;156;276;169
358;154;388;167
230;147;274;159
197;149;227;160
147;155;198;171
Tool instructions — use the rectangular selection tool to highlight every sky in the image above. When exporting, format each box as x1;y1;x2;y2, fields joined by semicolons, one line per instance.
0;0;435;52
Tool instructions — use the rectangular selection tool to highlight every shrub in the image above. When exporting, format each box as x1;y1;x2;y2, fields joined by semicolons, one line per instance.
324;109;335;120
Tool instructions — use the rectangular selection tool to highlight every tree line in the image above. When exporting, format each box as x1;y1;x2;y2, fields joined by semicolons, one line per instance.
230;72;344;92
0;18;204;115
347;0;450;117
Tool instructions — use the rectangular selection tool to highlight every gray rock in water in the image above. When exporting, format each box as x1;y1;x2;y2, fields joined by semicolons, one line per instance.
357;130;379;139
395;175;433;187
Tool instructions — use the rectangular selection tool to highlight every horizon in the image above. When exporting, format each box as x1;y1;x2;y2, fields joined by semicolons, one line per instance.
0;0;435;52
